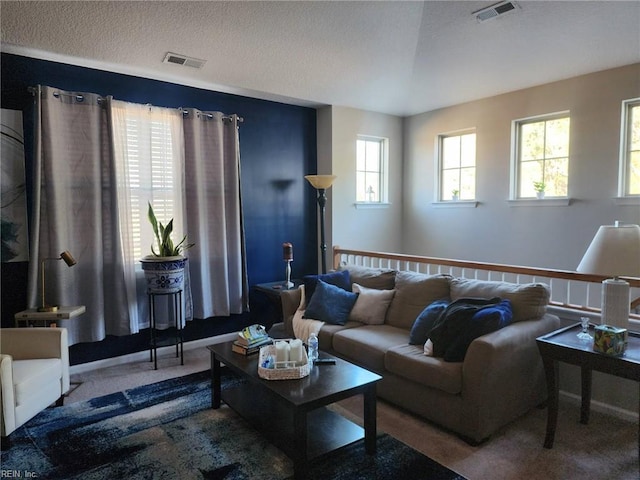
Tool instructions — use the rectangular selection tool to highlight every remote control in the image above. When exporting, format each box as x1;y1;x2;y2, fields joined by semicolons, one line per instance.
314;358;336;365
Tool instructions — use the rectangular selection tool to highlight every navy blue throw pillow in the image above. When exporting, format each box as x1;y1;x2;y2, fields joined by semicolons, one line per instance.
303;270;351;303
304;279;358;325
409;299;450;345
443;299;513;362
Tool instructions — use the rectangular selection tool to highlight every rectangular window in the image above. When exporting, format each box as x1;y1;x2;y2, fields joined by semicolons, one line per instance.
438;131;476;201
513;113;570;198
356;136;388;203
112;102;185;262
619;98;640;196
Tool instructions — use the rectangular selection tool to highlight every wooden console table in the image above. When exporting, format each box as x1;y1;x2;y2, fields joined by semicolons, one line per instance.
536;323;640;459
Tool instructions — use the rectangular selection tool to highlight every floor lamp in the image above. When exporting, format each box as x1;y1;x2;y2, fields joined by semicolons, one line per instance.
39;250;77;312
305;174;336;274
576;222;640;330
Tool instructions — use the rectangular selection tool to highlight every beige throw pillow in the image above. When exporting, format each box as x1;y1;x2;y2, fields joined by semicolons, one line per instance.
349;283;396;325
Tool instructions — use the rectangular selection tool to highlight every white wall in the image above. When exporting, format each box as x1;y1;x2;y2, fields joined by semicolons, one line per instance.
324;64;640;416
403;64;640;270
318;106;404;257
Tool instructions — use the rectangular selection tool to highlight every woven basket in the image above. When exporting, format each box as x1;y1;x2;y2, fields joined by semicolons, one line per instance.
258;344;310;380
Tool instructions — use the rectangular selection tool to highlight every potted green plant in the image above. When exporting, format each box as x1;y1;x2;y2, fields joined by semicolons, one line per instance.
533;181;546;199
140;202;194;293
451;189;460;201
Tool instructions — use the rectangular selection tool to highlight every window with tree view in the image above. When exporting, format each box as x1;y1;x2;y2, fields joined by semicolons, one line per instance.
620;99;640;196
439;132;476;201
515;114;570;198
356;136;387;203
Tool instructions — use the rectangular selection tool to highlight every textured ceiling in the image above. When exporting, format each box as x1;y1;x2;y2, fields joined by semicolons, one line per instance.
2;1;639;116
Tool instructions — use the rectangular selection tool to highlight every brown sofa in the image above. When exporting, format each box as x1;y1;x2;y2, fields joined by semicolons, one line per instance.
277;264;560;444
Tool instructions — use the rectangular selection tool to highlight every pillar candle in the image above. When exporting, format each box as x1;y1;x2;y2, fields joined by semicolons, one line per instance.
275;341;290;364
283;242;293;261
289;339;303;364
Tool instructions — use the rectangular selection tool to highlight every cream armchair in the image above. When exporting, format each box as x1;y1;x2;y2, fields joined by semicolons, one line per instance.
1;328;70;449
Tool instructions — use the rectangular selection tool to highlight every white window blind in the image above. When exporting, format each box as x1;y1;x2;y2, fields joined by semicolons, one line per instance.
112;102;185;262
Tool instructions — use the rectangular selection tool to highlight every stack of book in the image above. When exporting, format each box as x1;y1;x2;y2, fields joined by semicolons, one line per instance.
232;324;273;355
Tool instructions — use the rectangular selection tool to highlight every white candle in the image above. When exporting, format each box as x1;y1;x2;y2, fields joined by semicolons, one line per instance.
275;341;290;364
289;339;303;364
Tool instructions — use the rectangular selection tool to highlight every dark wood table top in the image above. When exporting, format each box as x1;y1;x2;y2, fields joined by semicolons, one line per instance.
536;323;640;380
253;280;303;296
207;340;382;407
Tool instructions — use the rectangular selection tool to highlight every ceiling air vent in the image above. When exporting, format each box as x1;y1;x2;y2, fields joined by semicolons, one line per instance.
163;52;206;69
474;1;519;23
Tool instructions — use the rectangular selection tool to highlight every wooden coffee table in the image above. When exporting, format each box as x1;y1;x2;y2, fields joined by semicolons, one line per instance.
207;341;382;479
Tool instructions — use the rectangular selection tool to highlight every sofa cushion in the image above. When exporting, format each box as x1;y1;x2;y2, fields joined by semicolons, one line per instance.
408;299;450;345
349;283;396;325
332;325;409;373
339;264;396;290
303;269;351;302
449;278;549;322
304;279;358;325
386;272;452;330
317;321;362;351
385;344;463;395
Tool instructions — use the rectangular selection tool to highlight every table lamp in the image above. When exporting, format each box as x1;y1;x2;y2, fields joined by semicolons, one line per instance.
576;222;640;330
39;250;77;312
305;174;336;274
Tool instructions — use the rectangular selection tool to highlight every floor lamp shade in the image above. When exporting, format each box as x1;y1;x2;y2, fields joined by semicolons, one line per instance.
576;223;640;329
305;175;336;274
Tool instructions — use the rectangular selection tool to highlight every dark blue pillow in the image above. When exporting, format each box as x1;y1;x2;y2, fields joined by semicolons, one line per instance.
303;270;351;303
443;299;513;362
304;279;358;325
409;299;450;345
471;299;514;331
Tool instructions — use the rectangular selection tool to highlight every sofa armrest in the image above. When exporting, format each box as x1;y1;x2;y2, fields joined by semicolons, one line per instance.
0;328;70;394
460;313;560;441
281;288;302;338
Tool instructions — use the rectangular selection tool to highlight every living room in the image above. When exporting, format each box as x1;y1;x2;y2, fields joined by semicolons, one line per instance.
1;1;639;478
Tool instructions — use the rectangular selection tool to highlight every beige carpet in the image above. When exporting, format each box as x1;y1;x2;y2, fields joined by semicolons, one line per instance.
68;344;639;480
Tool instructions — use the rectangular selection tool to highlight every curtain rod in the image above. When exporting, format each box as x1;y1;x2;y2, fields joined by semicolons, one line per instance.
180;109;244;123
28;86;243;123
28;86;106;103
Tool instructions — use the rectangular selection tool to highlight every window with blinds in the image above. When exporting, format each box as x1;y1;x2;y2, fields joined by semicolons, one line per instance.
112;102;184;262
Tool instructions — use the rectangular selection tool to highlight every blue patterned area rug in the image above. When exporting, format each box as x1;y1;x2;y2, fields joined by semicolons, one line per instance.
1;370;466;480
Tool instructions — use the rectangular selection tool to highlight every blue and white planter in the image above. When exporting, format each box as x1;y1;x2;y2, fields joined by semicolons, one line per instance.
140;256;187;293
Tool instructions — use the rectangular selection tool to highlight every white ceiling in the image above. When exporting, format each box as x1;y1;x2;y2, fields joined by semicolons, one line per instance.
2;1;639;116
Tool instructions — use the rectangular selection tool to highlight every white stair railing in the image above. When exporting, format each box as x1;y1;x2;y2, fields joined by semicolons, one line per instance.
334;246;640;322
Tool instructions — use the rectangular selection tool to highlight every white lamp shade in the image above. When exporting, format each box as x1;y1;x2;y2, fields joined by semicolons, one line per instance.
576;224;640;277
305;175;336;190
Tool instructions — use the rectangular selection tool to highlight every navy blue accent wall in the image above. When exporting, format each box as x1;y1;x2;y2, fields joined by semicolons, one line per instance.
1;53;318;362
